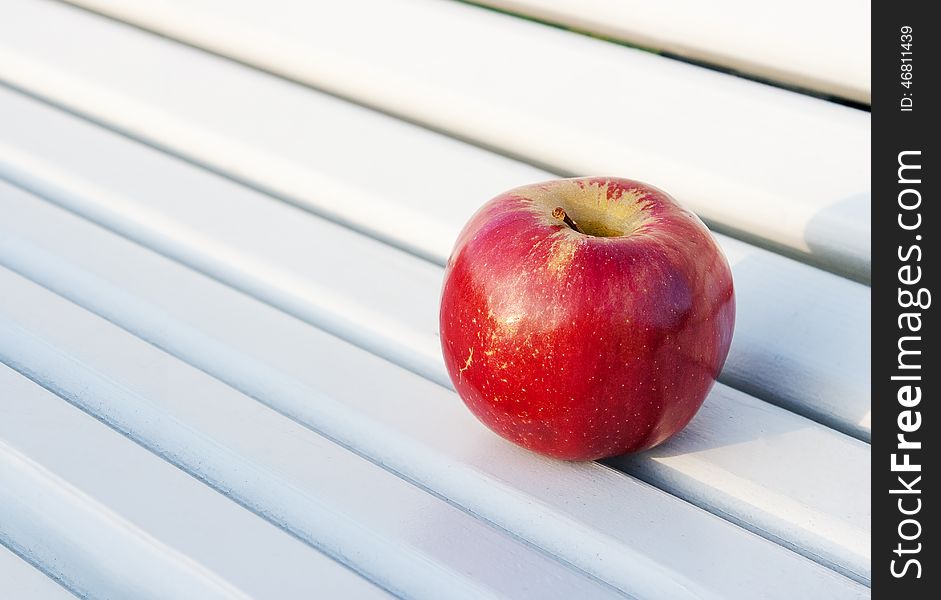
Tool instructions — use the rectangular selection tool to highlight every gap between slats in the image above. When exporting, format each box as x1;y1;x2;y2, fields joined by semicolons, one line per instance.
0;540;76;600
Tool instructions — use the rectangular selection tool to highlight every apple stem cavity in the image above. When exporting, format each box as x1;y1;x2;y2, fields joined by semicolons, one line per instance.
552;207;584;234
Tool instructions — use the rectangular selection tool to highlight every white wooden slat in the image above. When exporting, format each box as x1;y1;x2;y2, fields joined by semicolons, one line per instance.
0;270;623;600
0;545;73;600
42;0;873;281
0;82;871;440
0;366;390;600
0;76;872;572
0;266;870;600
0;180;871;584
469;0;871;103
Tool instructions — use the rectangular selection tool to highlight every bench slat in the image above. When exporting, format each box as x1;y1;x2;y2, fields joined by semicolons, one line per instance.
36;0;872;280
0;245;870;600
0;54;871;440
0;82;870;440
0;545;73;600
0;366;390;600
0;267;624;600
0;175;870;584
0;1;872;594
469;0;870;103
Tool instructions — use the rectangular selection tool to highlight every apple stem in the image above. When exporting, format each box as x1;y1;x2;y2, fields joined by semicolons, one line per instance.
552;207;584;234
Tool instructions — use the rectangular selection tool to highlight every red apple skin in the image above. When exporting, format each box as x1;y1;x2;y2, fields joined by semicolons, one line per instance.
440;177;735;461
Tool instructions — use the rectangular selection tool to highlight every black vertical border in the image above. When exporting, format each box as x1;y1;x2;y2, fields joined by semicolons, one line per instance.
873;2;936;596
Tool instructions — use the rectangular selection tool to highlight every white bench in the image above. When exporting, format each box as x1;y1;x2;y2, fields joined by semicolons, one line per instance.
465;0;871;103
0;1;871;598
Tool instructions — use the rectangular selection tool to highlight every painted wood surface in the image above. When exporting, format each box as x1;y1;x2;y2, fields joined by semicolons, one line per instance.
0;1;872;595
36;0;873;281
0;366;391;600
0;260;870;598
0;176;870;585
0;544;74;600
0;70;871;440
470;0;871;102
0;266;631;600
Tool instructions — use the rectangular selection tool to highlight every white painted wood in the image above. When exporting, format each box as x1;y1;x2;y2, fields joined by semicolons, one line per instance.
0;1;864;596
0;270;624;600
0;181;871;585
35;0;873;281
0;72;871;440
470;0;871;103
719;238;870;439
0;545;73;600
0;366;390;600
0;0;550;267
0;265;872;600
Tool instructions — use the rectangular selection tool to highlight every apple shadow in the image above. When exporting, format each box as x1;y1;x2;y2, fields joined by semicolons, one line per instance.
602;241;870;464
602;380;806;472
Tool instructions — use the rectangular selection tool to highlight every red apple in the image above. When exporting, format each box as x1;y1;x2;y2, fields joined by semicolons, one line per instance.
440;177;735;461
